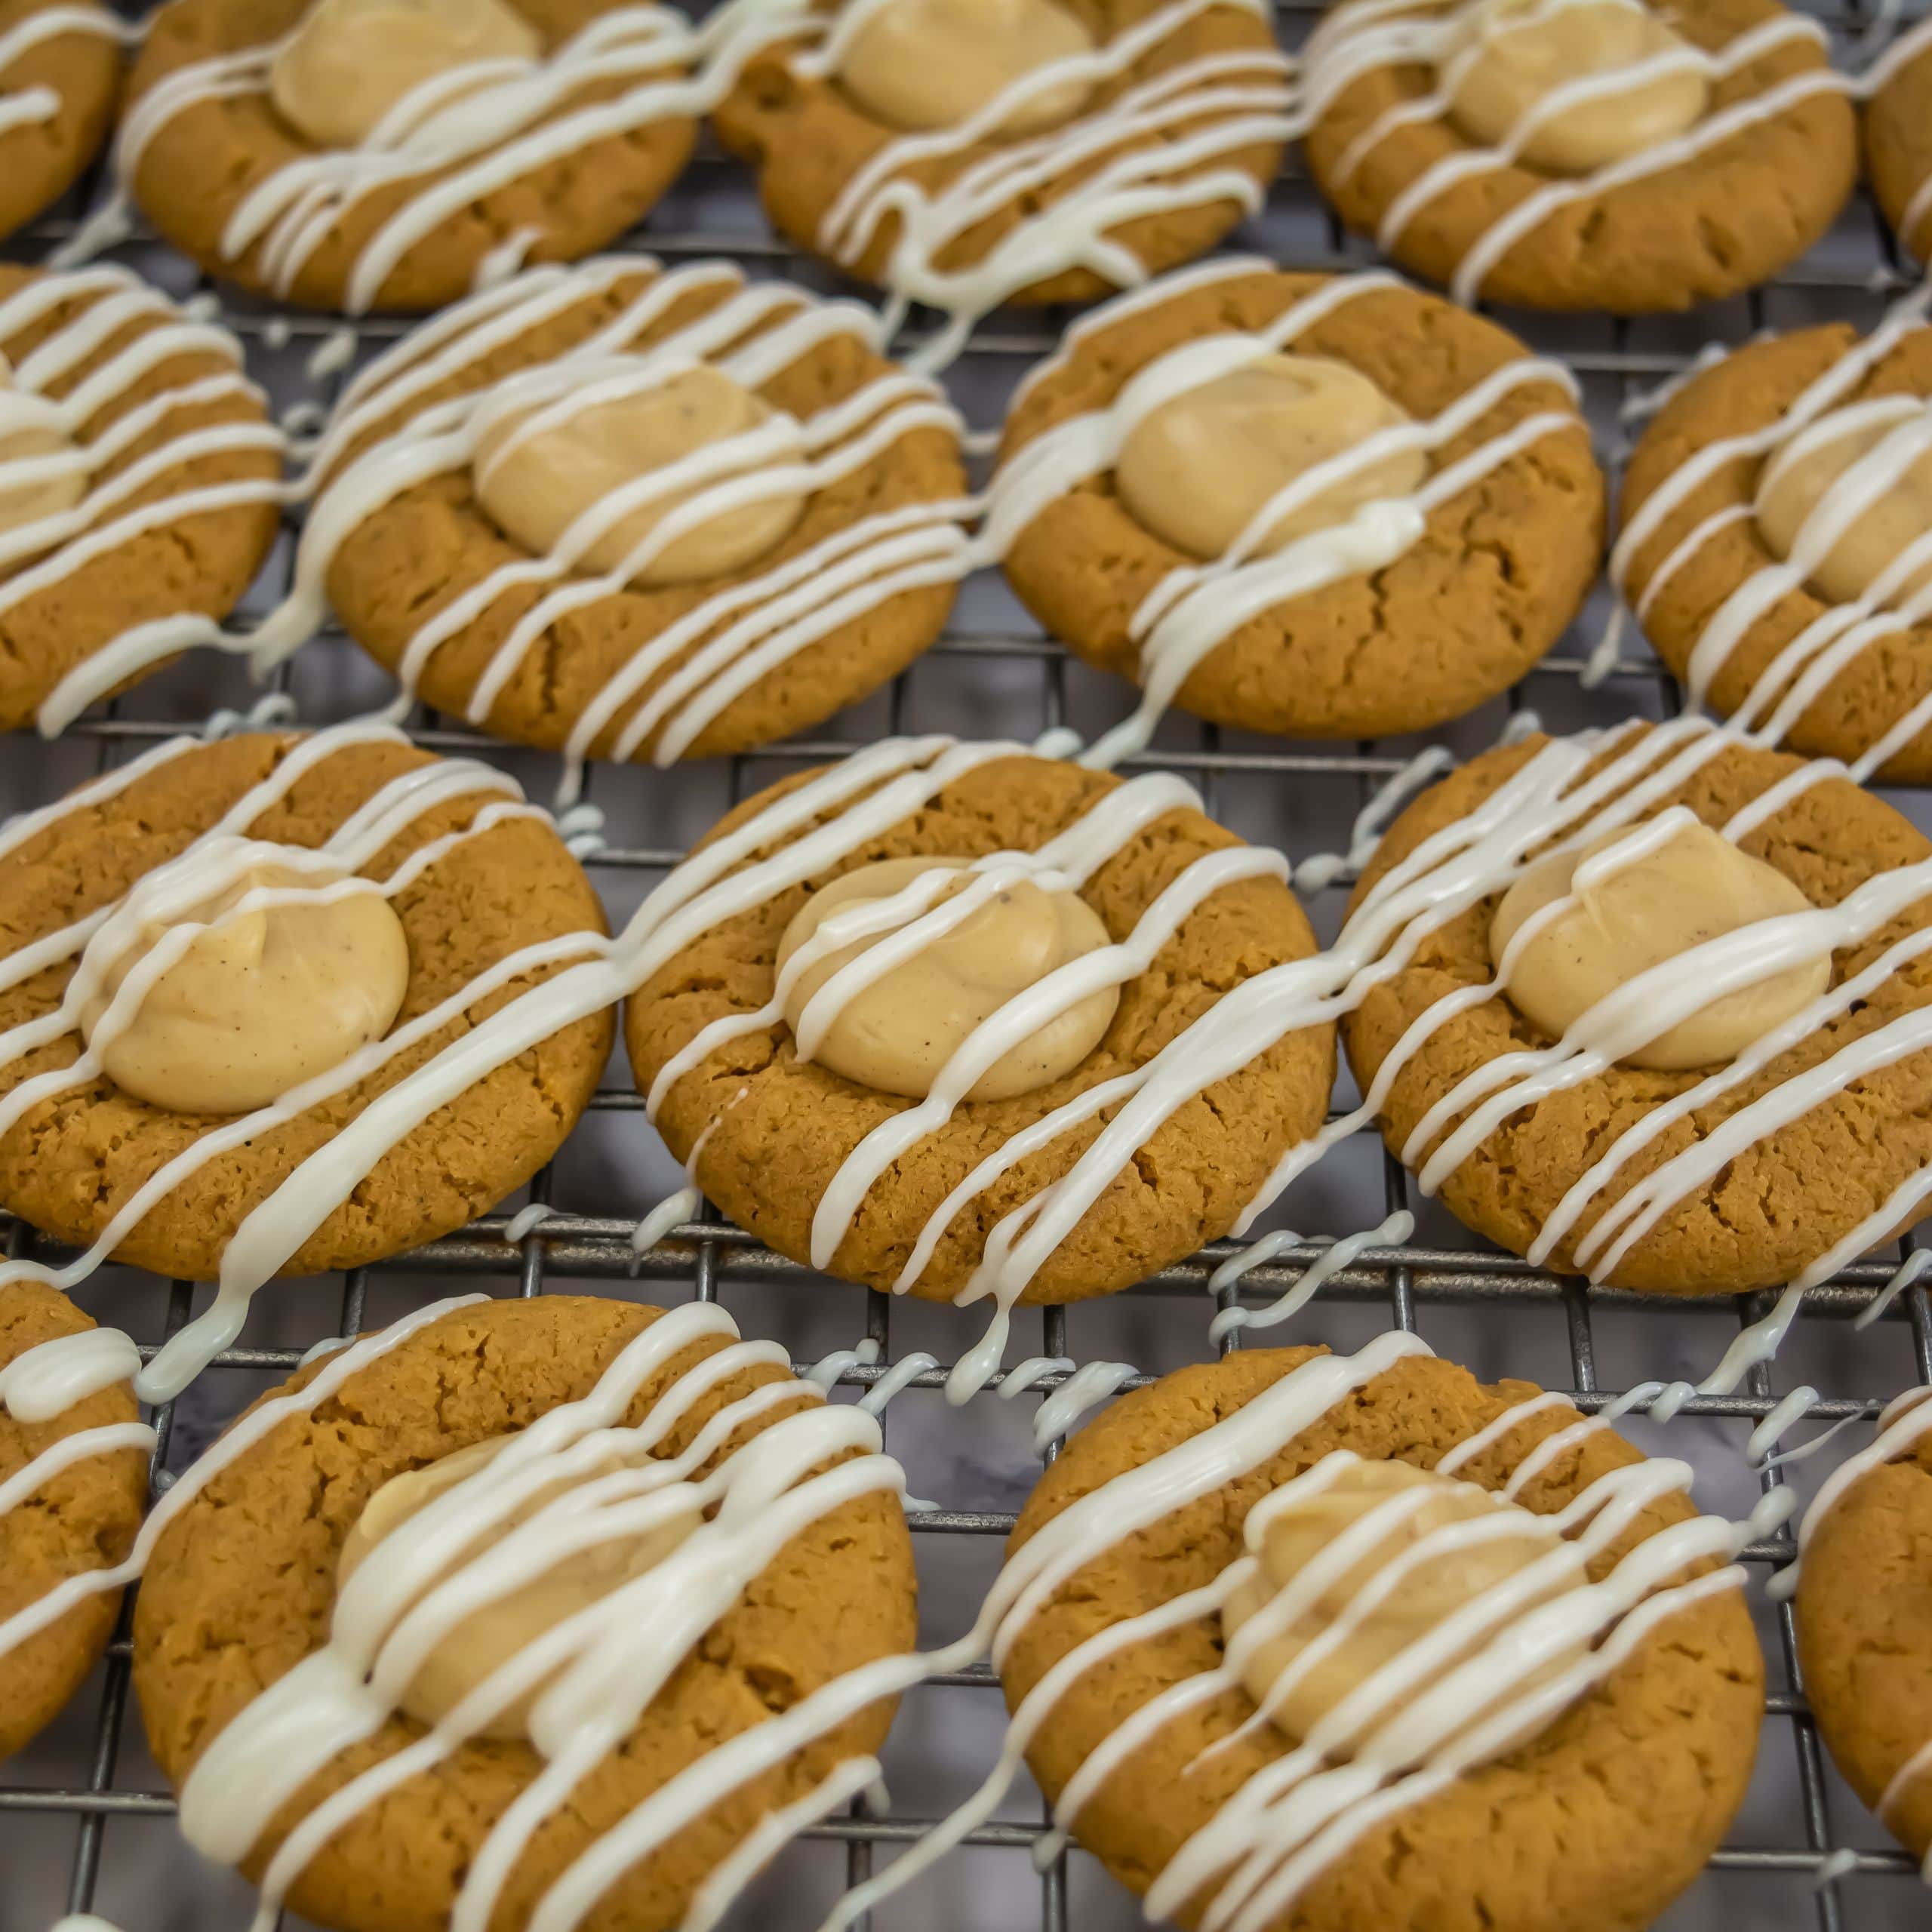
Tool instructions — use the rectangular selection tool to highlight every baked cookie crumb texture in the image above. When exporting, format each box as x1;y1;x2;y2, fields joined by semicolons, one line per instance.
318;258;969;768
1866;15;1932;263
1620;313;1932;782
0;724;613;1398
0;1282;148;1763
713;0;1291;346
133;1293;917;1932
991;260;1604;749
1343;724;1932;1296
1001;1342;1763;1931
624;744;1336;1328
0;0;119;240
1796;1390;1932;1866
0;261;281;737
1303;0;1855;312
121;0;702;313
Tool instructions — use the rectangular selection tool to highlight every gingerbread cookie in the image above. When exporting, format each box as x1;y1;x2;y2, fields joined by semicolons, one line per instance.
310;259;970;773
133;1292;918;1932
0;263;281;737
1866;15;1932;263
0;0;119;241
622;741;1335;1355
989;260;1603;755
1620;309;1932;783
0;721;614;1399
995;1338;1764;1930
712;0;1292;358
1794;1387;1932;1871
118;0;702;313
0;1284;148;1761
1303;0;1855;312
1341;722;1932;1297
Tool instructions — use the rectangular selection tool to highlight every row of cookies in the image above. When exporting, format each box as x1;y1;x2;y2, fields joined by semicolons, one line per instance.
0;0;1925;323
0;703;1928;1411
5;1284;1930;1929
2;248;1930;790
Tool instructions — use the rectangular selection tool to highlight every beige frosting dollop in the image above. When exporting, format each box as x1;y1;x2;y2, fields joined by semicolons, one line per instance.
1114;353;1429;561
775;856;1118;1101
0;354;85;542
1755;408;1932;608
1444;0;1709;175
836;0;1098;135
472;365;808;587
270;0;542;150
1223;1459;1589;1764
1490;819;1830;1072
78;858;410;1115
338;1435;700;1740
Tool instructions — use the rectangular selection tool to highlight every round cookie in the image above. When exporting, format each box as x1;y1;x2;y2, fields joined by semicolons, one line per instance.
0;1283;147;1761
712;0;1290;326
120;0;700;314
0;725;613;1285
313;260;969;767
991;263;1604;745
1343;726;1932;1297
1620;321;1932;783
133;1292;918;1932
0;262;281;737
1795;1391;1932;1866
1303;0;1856;313
623;746;1336;1306
1001;1343;1764;1930
1866;16;1932;263
0;0;120;241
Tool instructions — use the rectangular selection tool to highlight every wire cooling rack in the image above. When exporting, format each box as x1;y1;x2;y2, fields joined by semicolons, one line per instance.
5;4;1932;1927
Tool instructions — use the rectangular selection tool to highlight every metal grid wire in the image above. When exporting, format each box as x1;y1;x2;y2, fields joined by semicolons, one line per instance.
4;2;1932;1925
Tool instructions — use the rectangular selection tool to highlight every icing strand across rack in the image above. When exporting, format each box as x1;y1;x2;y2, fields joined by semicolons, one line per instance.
626;718;1932;1391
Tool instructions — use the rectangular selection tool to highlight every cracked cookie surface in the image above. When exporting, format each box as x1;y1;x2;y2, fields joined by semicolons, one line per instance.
1796;1422;1932;1862
132;1294;917;1932
623;752;1336;1303
0;731;612;1281
1304;0;1854;312
1621;324;1932;783
0;1282;147;1762
1344;729;1932;1295
0;263;279;734
994;266;1603;742
123;0;697;313
1003;1345;1763;1931
325;263;966;764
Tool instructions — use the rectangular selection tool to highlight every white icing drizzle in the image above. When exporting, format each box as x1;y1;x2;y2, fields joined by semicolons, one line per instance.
172;1297;912;1932
1030;1358;1137;1448
0;720;611;1402
1302;0;1844;306
820;1328;1779;1932
858;1349;938;1416
1618;276;1932;771
0;5;125;147
0;265;290;737
0;1315;152;1668
502;1201;556;1244
771;0;1294;371
802;1333;882;1392
0;1294;478;1667
1208;1209;1414;1343
93;2;811;315
246;258;974;783
980;267;1583;768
